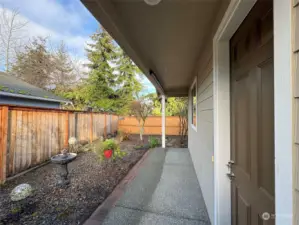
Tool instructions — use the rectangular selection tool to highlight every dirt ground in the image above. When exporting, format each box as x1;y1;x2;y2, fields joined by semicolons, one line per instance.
121;134;187;148
0;138;146;225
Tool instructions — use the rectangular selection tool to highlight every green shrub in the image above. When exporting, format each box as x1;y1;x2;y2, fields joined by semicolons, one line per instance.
149;136;160;148
102;139;118;150
94;139;126;161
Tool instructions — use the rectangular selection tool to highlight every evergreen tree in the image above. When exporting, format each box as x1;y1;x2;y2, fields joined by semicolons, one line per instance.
51;41;75;90
114;49;142;114
78;26;142;114
81;26;118;111
11;37;54;88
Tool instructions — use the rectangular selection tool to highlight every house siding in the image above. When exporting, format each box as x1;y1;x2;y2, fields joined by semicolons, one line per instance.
187;2;230;224
188;62;214;223
0;96;61;109
294;1;299;224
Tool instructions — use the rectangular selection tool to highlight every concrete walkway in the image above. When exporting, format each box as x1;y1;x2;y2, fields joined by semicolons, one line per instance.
87;148;210;225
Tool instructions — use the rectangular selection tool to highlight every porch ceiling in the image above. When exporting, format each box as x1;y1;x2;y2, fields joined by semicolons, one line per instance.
81;0;223;96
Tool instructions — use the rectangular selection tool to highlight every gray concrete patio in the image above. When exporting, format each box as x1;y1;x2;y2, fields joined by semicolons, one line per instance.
86;148;210;225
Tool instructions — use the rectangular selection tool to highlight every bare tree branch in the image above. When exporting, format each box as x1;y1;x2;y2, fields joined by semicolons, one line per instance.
131;99;152;142
0;5;28;72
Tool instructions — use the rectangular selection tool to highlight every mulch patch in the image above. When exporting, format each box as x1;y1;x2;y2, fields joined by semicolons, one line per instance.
0;139;146;225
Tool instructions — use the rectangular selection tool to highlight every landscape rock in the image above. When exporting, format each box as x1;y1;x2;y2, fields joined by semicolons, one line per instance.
10;184;33;202
78;140;89;145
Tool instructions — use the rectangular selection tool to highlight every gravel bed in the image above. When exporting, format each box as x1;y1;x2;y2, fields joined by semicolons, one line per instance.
0;141;146;225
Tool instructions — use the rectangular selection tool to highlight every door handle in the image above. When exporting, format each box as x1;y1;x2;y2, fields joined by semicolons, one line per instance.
226;160;235;168
227;172;235;180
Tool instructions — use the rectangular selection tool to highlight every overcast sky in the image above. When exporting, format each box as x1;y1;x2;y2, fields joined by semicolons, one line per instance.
0;0;155;94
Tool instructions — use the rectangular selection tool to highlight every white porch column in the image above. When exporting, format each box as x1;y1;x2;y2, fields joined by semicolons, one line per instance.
161;95;166;148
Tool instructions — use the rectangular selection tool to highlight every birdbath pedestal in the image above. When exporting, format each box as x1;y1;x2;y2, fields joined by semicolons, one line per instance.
50;151;77;188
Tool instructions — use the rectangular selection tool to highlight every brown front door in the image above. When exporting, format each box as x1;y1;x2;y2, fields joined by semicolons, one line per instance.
230;1;274;224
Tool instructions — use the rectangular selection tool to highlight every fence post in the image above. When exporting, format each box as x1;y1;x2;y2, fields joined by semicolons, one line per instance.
0;106;8;183
117;115;119;132
64;111;69;148
90;112;93;143
110;114;112;134
104;114;107;138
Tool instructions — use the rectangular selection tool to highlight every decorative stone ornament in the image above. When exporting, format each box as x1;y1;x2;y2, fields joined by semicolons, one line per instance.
10;183;33;201
68;137;77;145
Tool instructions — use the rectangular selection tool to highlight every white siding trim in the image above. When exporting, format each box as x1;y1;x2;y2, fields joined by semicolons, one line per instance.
213;0;257;225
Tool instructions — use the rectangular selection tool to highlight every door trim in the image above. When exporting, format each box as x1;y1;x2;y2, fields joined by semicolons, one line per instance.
213;1;257;224
213;0;293;224
273;0;293;224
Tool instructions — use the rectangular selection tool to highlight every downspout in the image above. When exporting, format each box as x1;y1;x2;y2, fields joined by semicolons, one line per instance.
149;70;165;95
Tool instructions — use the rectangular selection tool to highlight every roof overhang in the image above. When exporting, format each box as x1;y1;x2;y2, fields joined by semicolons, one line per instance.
0;91;72;104
82;0;227;96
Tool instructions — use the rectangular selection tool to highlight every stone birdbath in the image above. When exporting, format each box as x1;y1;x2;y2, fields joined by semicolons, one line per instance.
51;149;77;188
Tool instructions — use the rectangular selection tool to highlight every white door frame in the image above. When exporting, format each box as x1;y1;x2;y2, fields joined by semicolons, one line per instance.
273;0;293;224
213;0;293;224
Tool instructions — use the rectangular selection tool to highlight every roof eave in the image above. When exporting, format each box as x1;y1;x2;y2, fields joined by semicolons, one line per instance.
0;91;72;104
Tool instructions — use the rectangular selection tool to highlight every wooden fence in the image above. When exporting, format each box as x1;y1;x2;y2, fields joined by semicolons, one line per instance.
0;105;118;182
118;116;181;135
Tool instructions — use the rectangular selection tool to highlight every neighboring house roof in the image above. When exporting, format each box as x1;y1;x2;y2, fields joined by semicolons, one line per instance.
0;72;71;104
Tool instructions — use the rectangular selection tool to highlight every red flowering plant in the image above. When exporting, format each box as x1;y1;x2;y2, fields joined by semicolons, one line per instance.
95;139;126;161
